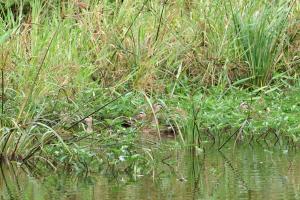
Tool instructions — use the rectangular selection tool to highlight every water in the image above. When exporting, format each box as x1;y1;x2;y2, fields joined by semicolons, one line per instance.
1;145;300;200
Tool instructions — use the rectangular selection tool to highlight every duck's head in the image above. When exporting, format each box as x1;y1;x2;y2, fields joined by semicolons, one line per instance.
153;103;163;113
135;111;147;120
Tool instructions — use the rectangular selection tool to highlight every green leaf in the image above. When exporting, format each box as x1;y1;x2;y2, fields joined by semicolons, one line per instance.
0;30;13;44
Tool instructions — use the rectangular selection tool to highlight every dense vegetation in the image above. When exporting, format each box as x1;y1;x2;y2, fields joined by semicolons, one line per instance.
0;0;299;175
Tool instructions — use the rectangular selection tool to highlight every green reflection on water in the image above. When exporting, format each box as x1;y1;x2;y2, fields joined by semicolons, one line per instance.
1;145;300;200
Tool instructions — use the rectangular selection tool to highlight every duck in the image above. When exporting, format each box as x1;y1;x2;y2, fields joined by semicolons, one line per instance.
121;111;147;128
142;103;179;138
84;116;93;133
121;103;179;138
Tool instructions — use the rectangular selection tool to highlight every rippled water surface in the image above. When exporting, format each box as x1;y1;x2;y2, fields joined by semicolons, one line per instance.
1;145;300;200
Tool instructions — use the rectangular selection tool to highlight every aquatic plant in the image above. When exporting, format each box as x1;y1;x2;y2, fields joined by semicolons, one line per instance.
0;0;298;175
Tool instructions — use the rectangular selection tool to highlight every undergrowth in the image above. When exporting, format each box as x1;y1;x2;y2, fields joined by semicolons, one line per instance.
0;0;299;174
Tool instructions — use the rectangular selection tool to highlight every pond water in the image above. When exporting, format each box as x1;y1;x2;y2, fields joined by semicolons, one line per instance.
1;145;299;200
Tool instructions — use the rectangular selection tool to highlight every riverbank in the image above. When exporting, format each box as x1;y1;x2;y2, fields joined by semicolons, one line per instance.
0;0;299;173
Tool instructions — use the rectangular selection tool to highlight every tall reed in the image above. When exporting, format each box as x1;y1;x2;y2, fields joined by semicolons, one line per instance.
229;0;294;86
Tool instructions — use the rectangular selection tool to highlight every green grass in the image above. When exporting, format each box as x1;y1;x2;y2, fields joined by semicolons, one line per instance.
230;0;294;86
0;0;299;173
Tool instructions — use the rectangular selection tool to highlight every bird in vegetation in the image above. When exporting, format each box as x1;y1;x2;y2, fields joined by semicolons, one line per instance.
144;103;179;138
240;102;250;111
152;103;163;113
85;116;93;133
121;103;179;138
135;111;147;121
121;111;147;128
121;103;162;128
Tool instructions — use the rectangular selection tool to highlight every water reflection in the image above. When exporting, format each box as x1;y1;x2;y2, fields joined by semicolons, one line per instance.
1;145;300;200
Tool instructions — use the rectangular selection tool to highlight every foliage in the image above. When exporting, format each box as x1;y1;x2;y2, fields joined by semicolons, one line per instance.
0;0;298;175
229;0;293;86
